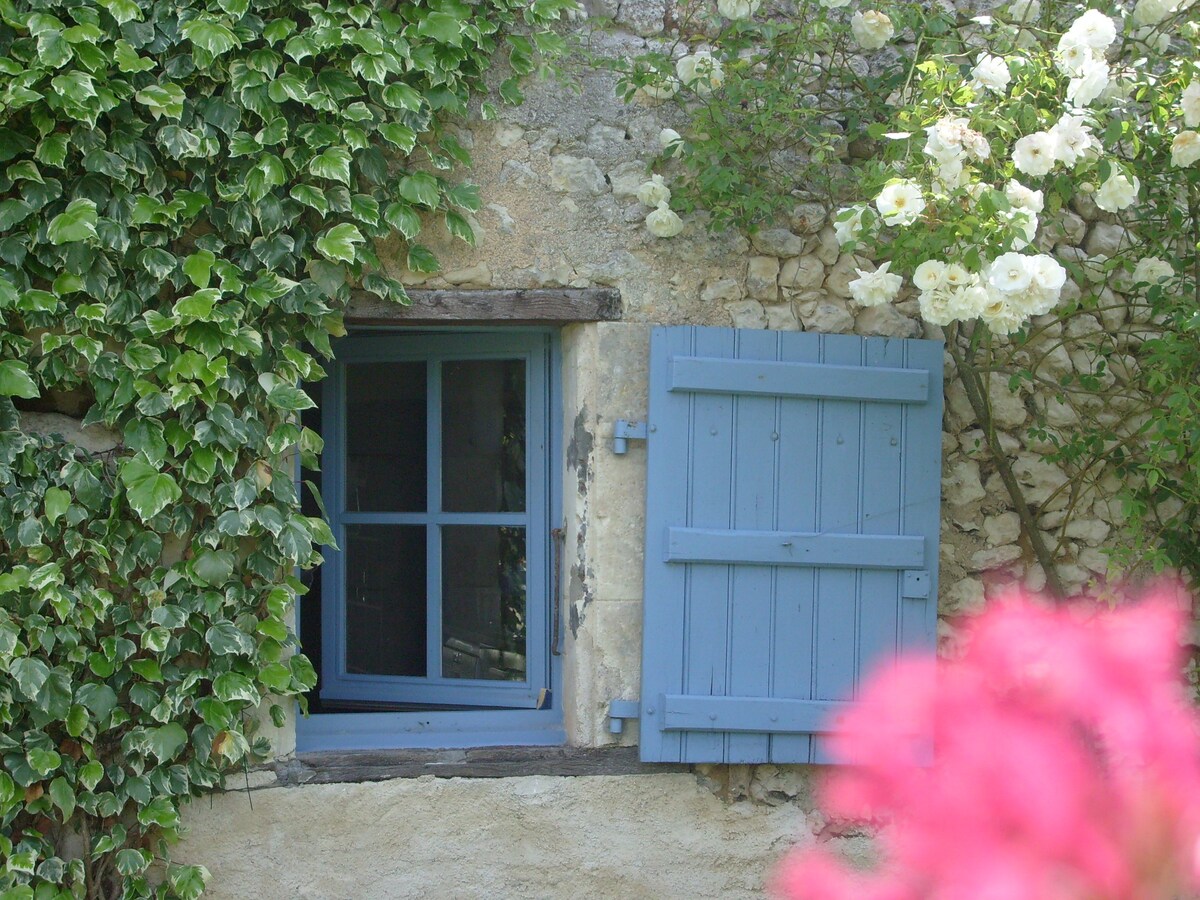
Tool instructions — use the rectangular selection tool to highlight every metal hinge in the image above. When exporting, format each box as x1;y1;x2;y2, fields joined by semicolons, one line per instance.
612;419;648;455
607;699;640;733
903;570;931;599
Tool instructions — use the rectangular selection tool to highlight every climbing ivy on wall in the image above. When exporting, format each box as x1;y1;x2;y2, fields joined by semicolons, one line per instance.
0;0;569;894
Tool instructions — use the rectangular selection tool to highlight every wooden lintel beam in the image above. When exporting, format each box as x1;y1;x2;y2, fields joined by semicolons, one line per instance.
346;287;622;324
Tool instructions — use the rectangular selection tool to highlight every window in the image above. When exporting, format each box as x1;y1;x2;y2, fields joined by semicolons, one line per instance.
298;330;562;750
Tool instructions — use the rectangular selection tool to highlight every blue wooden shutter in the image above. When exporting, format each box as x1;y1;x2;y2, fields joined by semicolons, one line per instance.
639;327;943;764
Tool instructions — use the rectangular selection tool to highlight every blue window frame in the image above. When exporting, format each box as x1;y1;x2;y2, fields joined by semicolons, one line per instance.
297;329;563;749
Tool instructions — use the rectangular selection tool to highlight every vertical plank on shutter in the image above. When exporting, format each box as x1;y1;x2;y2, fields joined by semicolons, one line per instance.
858;338;905;689
770;332;822;764
899;339;945;656
682;327;737;762
812;333;864;765
639;326;695;762
726;330;780;763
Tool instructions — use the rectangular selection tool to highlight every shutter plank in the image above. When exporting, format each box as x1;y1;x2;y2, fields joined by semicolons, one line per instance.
900;340;945;655
726;330;779;763
858;339;906;688
639;327;695;763
770;332;822;763
682;327;737;762
666;528;924;568
813;334;864;764
663;695;850;734
670;356;929;403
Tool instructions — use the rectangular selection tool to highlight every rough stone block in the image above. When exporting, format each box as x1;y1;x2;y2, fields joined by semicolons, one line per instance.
725;299;768;329
779;255;825;292
746;256;780;301
750;228;806;257
549;154;607;194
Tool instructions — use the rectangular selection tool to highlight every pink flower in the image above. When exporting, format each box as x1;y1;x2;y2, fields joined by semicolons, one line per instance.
774;587;1200;900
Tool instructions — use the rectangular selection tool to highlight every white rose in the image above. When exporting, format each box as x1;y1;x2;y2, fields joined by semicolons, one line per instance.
918;290;956;326
1132;256;1174;287
1007;0;1041;23
850;11;894;50
935;159;969;191
1171;131;1200;167
1065;9;1118;49
947;280;993;321
1009;209;1039;249
1094;171;1139;210
636;174;672;207
913;260;948;292
834;205;867;245
717;0;760;17
658;128;683;150
1055;34;1094;76
635;78;679;103
1028;254;1066;292
676;51;724;95
1050;114;1096;167
1134;257;1174;284
848;262;903;307
987;252;1033;294
972;55;1012;93
944;264;971;288
874;180;926;226
1005;179;1045;214
980;289;1025;335
820;0;852;6
645;202;683;238
1012;132;1058;177
1067;58;1110;108
1183;82;1200;128
1133;0;1177;25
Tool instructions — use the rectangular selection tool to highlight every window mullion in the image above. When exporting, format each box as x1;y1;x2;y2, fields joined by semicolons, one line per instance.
426;357;443;680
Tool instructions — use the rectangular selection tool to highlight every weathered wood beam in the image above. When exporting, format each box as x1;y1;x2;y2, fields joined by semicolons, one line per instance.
277;746;685;784
346;288;622;324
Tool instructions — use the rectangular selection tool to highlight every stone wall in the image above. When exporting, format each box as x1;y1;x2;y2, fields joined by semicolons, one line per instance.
58;4;1159;895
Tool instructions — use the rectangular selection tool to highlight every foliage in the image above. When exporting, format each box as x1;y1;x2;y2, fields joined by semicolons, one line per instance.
776;587;1200;899
0;0;570;894
616;0;1200;585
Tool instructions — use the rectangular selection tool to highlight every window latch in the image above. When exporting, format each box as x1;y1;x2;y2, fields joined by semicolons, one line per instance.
612;419;648;455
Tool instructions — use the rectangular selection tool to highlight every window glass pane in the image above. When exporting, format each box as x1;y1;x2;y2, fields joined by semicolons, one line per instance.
345;525;426;677
441;526;526;681
442;359;525;512
345;362;426;512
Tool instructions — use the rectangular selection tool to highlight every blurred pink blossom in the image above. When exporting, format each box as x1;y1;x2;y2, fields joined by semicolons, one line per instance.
775;587;1200;900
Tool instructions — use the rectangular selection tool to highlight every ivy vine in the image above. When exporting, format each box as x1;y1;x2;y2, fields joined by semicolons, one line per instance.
0;0;570;894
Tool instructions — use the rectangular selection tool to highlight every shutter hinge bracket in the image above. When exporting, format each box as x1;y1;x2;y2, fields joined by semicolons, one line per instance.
612;419;648;455
903;570;931;599
608;699;640;733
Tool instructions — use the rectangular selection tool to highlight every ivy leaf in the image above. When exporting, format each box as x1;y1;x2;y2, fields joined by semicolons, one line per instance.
97;0;142;24
146;723;187;761
212;672;259;705
170;865;210;900
11;657;49;700
205;622;255;655
135;83;187;120
445;210;476;245
290;184;328;214
183;250;216;288
51;71;97;105
398;172;440;208
47;199;98;243
114;39;155;72
78;760;104;792
0;199;32;229
381;82;423;111
76;683;118;720
115;850;149;878
35;134;69;168
44;487;70;524
266;382;315;411
308;147;351;184
192;549;235;586
379;123;417;153
407;244;441;273
27;747;61;777
119;459;182;521
384;203;421;239
314;223;364;264
0;360;39;398
417;11;463;45
182;18;240;56
49;777;75;818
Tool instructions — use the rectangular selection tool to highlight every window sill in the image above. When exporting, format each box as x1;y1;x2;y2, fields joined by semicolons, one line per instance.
294;707;564;752
279;745;688;784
